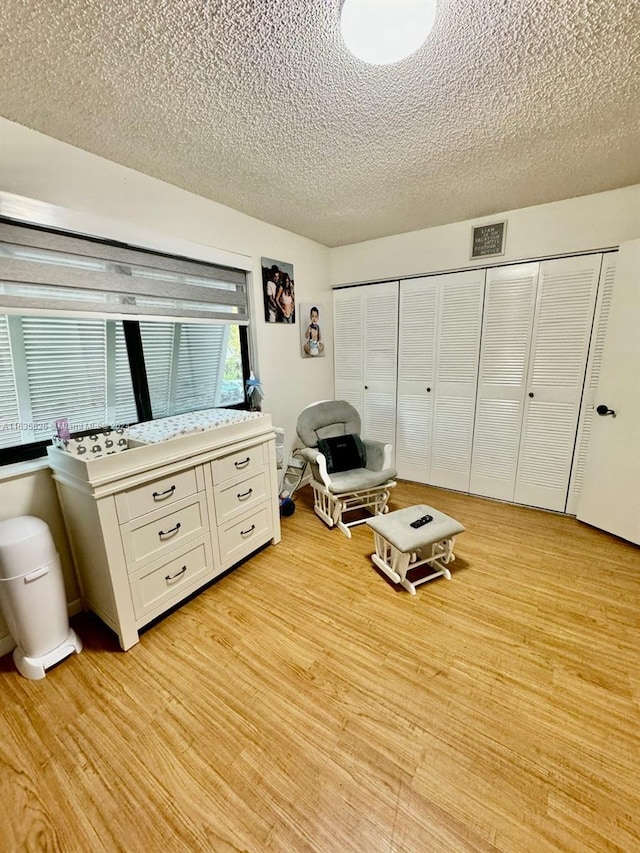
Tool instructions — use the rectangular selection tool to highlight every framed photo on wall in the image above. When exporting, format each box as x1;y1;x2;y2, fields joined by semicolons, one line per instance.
299;303;326;358
261;257;295;323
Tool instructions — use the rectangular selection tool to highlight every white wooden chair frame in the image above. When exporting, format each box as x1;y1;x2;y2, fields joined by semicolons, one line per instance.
371;533;457;595
310;478;395;539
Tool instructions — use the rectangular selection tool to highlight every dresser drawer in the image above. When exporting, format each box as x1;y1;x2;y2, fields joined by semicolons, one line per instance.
214;469;268;525
116;467;198;523
121;495;208;572
211;443;265;485
218;504;272;566
130;539;212;621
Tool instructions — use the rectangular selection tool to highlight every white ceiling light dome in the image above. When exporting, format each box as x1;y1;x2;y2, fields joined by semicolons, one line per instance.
340;0;438;66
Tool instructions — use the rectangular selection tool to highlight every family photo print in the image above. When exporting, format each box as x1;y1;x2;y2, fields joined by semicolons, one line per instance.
262;257;295;323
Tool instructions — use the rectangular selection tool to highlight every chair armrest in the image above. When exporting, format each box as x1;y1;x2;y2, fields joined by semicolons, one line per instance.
300;447;331;488
363;439;392;472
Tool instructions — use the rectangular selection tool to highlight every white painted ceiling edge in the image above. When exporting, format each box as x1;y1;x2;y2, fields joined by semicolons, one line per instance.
0;0;638;248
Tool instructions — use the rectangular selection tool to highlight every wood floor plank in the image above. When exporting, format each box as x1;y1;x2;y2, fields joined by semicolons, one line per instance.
1;480;639;851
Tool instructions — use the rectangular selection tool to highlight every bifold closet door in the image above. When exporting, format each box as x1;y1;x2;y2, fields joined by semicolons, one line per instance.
514;254;601;511
577;240;639;545
396;277;438;482
430;270;485;492
470;264;538;501
566;252;617;515
333;281;398;447
334;287;364;417
362;281;398;446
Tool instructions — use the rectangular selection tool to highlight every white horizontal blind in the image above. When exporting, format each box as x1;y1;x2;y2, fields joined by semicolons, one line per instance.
20;317;108;442
173;324;228;414
140;321;230;420
140;323;176;420
0;222;248;323
112;322;138;426
0;315;20;448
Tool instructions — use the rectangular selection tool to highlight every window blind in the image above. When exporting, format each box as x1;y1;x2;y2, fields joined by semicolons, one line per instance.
0;221;248;323
0;315;20;449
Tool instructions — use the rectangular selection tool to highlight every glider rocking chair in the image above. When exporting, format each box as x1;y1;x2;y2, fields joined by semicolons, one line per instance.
296;400;397;538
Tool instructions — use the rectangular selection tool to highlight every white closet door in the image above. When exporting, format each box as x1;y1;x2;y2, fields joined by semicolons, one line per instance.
430;270;485;492
363;281;398;446
334;287;364;418
396;277;438;482
470;264;538;501
566;253;616;514
515;255;601;511
577;240;640;545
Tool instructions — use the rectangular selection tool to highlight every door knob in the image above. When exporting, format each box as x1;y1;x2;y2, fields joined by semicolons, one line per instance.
528;392;534;398
596;404;616;418
426;387;431;392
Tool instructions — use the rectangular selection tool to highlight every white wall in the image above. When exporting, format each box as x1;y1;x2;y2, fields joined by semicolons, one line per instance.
0;117;334;650
330;185;640;285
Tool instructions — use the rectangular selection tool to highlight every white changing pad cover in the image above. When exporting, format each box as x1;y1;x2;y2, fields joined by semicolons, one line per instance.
126;408;265;444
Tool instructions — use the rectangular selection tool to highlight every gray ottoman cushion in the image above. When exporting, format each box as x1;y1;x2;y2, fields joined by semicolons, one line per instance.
366;504;464;551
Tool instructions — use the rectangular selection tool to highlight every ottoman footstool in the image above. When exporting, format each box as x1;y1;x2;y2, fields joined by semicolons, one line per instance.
366;504;465;595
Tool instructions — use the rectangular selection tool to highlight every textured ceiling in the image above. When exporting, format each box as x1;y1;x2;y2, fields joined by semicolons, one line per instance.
0;0;639;247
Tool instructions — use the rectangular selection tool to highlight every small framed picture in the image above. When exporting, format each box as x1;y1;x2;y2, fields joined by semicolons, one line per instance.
299;303;326;358
261;257;295;323
470;220;507;259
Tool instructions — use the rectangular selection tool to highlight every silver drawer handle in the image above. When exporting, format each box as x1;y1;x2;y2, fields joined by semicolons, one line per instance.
159;522;181;538
234;457;251;468
165;565;187;583
153;485;176;500
237;488;253;500
240;524;256;536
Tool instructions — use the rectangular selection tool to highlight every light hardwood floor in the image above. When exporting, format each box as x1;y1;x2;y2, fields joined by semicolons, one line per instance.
1;481;639;852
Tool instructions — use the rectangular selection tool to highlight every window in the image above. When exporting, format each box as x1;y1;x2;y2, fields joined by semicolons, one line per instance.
0;220;250;464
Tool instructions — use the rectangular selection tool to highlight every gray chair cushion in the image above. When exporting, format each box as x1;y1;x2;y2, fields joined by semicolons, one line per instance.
325;466;397;494
296;400;361;448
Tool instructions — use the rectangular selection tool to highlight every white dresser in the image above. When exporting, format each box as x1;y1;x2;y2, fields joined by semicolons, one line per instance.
48;411;281;650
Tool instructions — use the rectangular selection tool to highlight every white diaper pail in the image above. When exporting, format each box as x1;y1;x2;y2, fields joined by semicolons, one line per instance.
0;516;82;680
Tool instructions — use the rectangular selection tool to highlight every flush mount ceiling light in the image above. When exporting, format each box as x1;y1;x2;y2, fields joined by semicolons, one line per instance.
340;0;437;66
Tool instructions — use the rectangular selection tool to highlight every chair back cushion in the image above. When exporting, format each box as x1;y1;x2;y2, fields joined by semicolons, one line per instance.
296;400;361;448
317;434;366;473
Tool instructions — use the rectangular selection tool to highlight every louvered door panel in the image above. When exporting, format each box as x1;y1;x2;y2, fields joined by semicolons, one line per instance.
362;281;398;445
567;253;616;513
430;271;485;491
517;401;577;493
470;264;538;500
334;288;364;420
364;390;397;446
515;255;600;511
0;315;19;448
396;394;433;480
396;277;438;481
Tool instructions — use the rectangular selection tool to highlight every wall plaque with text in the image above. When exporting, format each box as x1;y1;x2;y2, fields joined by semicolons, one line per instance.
471;221;507;259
